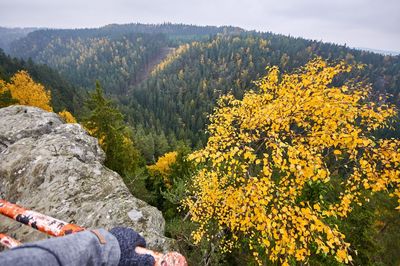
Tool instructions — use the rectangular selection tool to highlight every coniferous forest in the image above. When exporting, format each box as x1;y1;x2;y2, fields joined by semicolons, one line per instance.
1;23;400;265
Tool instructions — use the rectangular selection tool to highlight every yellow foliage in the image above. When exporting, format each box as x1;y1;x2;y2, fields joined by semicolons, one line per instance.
2;70;53;111
1;71;78;126
84;125;105;146
58;110;77;123
147;151;178;188
151;44;191;75
184;58;400;264
0;79;5;90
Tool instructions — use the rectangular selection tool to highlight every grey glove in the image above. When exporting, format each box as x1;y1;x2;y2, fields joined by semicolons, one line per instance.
109;227;155;266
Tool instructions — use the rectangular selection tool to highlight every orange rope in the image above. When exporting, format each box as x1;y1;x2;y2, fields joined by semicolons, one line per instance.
0;199;188;265
0;199;84;236
0;233;21;249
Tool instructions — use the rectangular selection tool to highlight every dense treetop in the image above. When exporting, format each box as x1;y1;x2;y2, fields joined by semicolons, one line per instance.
185;58;400;265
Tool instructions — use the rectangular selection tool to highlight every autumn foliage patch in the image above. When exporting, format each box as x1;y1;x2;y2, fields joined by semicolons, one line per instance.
184;58;400;265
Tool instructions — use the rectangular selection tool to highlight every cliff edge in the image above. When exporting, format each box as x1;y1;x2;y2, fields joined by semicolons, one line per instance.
0;105;174;251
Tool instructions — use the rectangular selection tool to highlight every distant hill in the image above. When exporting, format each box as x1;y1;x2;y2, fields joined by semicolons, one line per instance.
100;22;243;39
0;27;39;53
354;47;400;56
7;24;243;94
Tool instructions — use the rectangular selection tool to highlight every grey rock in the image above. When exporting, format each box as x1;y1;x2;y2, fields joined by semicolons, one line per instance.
0;106;174;251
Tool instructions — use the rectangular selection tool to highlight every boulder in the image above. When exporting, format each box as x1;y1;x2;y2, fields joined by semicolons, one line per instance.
0;105;174;251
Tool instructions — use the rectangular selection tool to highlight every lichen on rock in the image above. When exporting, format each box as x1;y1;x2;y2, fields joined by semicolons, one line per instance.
0;105;174;251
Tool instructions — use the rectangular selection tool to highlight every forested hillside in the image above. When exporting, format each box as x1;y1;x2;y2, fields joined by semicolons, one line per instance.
9;24;399;147
10;32;166;93
0;49;82;113
0;27;37;53
8;24;241;94
127;32;400;146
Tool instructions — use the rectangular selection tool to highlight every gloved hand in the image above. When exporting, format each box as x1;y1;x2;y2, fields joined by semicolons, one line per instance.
109;227;155;266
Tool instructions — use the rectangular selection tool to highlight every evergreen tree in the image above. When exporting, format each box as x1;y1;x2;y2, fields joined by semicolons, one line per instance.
0;89;18;108
83;82;139;176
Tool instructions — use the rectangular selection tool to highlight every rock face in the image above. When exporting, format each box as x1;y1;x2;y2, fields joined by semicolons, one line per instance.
0;105;173;251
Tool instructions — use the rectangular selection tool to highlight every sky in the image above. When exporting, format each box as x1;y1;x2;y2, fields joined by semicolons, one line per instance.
0;0;399;52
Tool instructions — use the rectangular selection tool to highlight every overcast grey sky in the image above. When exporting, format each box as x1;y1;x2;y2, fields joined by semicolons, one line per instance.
0;0;399;52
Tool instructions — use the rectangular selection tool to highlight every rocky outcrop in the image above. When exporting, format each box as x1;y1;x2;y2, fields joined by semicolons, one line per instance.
0;105;173;251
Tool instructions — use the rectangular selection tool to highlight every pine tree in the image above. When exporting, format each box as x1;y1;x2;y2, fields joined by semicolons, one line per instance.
0;85;18;108
83;81;139;176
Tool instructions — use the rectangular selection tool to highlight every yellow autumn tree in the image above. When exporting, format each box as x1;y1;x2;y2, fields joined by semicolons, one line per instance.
58;109;77;123
147;151;178;188
184;58;400;265
0;71;77;123
5;70;53;112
